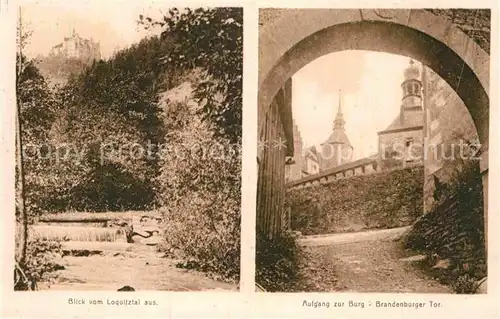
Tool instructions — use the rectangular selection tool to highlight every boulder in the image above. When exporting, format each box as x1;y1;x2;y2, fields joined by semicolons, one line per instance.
143;235;161;246
130;235;145;244
141;226;160;234
432;259;451;269
133;229;151;238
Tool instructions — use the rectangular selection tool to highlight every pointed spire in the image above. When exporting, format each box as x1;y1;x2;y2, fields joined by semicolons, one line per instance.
334;89;345;130
337;89;342;115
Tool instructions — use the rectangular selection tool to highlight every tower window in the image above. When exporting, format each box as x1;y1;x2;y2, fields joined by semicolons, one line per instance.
413;83;420;95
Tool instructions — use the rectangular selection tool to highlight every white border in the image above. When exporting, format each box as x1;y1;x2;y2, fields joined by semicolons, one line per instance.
1;0;499;318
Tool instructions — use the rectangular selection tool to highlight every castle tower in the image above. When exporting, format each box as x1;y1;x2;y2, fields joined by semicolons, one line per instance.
400;59;424;128
319;90;353;170
401;59;423;115
377;59;425;165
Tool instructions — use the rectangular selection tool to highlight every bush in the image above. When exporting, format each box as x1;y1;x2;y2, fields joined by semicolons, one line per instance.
154;104;241;281
453;274;481;294
154;62;241;282
404;160;486;292
157;189;241;282
255;231;303;292
288;166;424;235
15;237;63;290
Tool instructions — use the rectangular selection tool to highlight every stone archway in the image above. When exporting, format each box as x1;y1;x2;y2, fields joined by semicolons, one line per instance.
258;8;490;240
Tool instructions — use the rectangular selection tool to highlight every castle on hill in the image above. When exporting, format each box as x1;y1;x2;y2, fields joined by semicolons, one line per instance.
49;29;101;62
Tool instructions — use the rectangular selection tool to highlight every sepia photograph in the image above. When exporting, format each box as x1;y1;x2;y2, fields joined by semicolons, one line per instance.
1;1;499;318
14;4;242;292
256;8;490;294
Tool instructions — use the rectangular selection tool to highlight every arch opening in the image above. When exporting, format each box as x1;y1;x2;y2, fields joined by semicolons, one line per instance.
256;9;491;293
259;20;489;147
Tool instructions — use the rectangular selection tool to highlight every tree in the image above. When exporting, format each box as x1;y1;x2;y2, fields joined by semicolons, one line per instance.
139;8;243;280
46;37;171;212
15;14;60;289
140;7;243;143
155;87;242;281
15;52;28;266
15;14;43;266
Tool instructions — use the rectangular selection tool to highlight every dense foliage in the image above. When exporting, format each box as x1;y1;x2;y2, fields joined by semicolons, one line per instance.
156;97;241;281
287;166;424;235
17;7;243;284
19;36;178;215
255;231;303;292
140;7;243;143
404;161;485;293
46;36;175;212
36;55;90;86
136;8;243;282
16;54;58;220
14;236;63;291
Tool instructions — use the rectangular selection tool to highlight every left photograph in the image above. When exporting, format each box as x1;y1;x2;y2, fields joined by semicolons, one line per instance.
14;5;242;291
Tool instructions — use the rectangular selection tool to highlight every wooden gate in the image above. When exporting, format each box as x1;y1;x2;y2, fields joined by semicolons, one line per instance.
256;79;294;240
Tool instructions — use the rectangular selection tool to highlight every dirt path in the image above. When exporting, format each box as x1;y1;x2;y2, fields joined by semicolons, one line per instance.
295;228;451;293
298;226;411;246
40;244;237;291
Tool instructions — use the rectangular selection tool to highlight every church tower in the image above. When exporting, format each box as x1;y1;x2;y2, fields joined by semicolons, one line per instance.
319;90;353;171
334;91;346;130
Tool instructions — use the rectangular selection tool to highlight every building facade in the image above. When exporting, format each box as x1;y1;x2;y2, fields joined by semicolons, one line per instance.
285;124;322;182
302;146;320;177
285;121;304;182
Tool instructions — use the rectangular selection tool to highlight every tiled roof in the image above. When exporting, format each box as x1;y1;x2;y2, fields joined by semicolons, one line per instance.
323;129;352;146
379;109;424;134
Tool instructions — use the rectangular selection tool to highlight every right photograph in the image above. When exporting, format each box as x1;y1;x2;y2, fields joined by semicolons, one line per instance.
256;8;490;294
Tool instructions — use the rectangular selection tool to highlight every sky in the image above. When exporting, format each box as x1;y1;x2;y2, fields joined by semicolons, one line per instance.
292;50;419;160
21;4;165;59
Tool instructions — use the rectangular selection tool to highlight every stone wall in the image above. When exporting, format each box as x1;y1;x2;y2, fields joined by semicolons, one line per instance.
39;211;163;245
288;156;380;190
378;129;424;163
258;9;490;149
286;166;424;235
423;66;480;213
425;9;490;53
404;161;486;288
260;9;491;54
